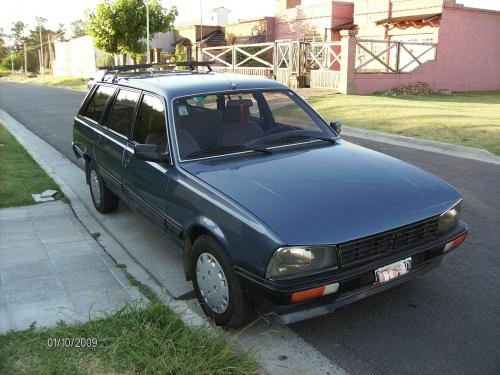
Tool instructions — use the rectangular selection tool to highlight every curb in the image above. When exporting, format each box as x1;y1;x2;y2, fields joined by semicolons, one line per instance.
0;109;346;375
342;126;500;165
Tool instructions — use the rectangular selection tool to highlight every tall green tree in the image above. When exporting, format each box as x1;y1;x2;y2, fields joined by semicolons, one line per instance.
10;21;26;52
70;19;86;38
0;28;8;61
86;0;177;59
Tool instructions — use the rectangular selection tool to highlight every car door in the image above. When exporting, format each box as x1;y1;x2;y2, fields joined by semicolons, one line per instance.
122;93;171;232
94;88;140;194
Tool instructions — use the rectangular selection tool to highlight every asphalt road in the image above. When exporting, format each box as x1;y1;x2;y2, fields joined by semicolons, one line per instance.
1;81;499;375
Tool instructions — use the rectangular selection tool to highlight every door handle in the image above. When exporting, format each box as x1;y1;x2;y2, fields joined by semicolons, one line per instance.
95;134;102;144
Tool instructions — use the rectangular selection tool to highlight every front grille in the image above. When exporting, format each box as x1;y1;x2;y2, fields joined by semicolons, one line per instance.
337;216;439;268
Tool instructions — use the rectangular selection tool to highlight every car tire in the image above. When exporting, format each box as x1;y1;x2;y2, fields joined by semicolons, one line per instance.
88;161;119;214
191;235;253;328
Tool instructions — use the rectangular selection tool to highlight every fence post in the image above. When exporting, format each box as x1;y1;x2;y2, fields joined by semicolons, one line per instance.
395;42;401;73
231;45;236;73
339;30;357;95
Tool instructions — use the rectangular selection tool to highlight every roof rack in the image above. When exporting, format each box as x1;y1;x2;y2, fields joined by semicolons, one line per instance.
94;61;214;83
175;61;214;72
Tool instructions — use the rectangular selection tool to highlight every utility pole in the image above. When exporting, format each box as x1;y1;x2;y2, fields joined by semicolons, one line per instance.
39;24;44;75
24;41;28;74
199;0;203;61
47;34;53;72
36;17;47;75
145;0;150;64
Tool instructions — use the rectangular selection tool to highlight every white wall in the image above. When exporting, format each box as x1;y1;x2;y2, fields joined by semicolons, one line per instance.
53;35;97;78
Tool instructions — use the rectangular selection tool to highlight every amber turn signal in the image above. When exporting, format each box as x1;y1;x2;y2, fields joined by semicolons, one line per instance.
444;233;467;252
291;283;339;303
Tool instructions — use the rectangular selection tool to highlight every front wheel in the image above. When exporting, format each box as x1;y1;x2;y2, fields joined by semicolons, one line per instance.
191;235;253;328
88;161;119;214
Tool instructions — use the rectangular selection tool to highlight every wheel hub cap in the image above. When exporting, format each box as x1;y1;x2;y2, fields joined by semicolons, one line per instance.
196;253;229;314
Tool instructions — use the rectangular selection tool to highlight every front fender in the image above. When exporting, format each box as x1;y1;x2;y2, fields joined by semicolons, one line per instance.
182;215;230;280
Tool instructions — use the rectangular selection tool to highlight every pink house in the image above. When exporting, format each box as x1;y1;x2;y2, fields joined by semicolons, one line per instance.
274;0;354;42
353;0;500;93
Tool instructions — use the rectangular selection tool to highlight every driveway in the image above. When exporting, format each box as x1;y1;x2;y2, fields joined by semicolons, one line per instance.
1;81;499;374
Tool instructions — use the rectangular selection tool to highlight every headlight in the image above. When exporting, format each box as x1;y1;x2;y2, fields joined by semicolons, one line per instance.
265;246;338;280
436;200;462;234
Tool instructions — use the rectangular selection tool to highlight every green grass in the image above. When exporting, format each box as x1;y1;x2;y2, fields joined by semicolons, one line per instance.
0;267;260;374
309;91;500;155
0;301;260;375
2;74;87;90
0;123;59;208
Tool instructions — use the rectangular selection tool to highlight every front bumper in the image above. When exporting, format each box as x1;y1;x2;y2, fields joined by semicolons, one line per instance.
235;221;468;325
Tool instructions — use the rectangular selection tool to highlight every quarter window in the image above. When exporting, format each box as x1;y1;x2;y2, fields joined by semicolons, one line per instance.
82;85;115;123
104;89;140;137
133;95;168;153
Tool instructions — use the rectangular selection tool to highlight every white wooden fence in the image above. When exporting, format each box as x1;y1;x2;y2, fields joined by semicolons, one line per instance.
355;39;437;73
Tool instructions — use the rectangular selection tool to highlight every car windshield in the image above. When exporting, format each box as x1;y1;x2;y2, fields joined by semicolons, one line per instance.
172;90;336;160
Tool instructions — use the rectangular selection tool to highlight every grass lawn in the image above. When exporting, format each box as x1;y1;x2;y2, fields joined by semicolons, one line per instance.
2;74;87;90
0;301;259;375
309;91;500;156
0;123;59;208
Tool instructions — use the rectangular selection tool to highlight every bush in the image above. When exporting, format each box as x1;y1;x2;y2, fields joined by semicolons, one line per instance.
0;51;39;73
97;53;115;67
1;54;22;70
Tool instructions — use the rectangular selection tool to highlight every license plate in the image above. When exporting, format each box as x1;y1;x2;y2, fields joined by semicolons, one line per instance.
375;257;412;283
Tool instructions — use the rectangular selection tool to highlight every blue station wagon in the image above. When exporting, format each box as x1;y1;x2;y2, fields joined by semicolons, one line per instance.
73;63;468;327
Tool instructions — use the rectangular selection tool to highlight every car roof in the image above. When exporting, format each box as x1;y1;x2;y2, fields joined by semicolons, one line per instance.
110;71;288;100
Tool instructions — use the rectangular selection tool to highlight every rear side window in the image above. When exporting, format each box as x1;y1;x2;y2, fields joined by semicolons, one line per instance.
104;89;140;137
82;85;115;123
133;95;168;153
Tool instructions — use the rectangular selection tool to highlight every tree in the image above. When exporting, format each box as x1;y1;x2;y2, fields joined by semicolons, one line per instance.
54;23;67;41
225;32;237;45
70;19;86;38
0;28;8;61
1;53;22;70
10;21;26;53
86;0;177;59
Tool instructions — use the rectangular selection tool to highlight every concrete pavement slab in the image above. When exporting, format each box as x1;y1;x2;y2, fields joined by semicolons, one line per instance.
46;240;98;258
0;220;36;235
4;275;66;305
0;244;49;265
0;201;144;334
0;206;29;222
0;231;43;249
8;298;79;329
0;259;55;283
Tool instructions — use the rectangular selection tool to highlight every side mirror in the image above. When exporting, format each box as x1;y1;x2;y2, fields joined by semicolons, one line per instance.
329;120;342;135
134;144;170;163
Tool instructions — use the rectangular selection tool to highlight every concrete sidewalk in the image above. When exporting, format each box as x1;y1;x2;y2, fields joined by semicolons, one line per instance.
0;201;143;333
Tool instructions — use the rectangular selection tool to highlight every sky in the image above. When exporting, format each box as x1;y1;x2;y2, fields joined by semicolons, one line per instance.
2;0;500;41
0;0;278;36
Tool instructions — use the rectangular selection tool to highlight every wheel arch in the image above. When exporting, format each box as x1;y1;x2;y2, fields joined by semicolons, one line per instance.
182;217;231;281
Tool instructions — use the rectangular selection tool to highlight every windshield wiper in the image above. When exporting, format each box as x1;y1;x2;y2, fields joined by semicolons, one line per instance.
264;133;337;146
186;145;272;159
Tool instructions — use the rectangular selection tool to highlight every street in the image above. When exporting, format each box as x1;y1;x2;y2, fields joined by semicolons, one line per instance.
1;81;499;375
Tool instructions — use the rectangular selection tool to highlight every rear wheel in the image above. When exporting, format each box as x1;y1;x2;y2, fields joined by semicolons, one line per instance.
191;235;253;328
88;161;119;213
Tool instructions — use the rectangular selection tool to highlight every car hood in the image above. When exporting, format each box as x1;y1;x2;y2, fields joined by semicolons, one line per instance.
182;141;462;245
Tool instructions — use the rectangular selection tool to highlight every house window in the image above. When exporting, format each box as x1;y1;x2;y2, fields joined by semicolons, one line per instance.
286;0;301;9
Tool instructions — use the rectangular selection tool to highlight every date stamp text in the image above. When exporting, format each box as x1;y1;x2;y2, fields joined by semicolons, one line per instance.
47;337;98;348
